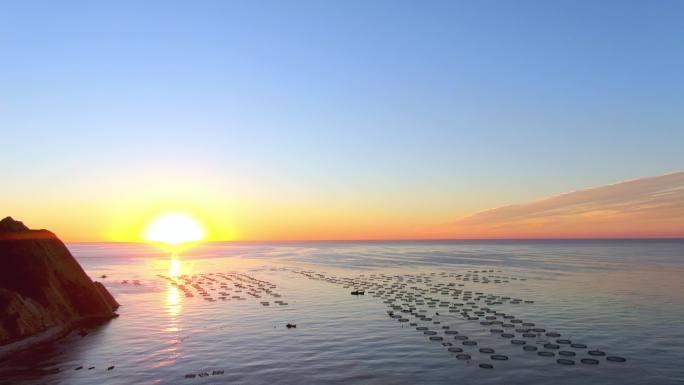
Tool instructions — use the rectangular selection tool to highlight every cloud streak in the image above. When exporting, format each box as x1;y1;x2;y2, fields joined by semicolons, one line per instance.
449;171;684;238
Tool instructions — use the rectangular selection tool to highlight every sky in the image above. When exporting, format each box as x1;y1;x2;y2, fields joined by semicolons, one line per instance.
1;0;682;241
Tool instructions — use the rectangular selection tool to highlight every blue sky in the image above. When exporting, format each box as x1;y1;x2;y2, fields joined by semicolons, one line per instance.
1;0;682;240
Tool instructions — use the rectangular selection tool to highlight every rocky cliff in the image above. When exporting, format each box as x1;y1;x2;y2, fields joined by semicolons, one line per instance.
0;217;119;348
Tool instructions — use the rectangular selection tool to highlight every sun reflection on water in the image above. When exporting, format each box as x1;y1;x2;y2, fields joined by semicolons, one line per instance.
165;256;183;336
159;284;182;367
170;258;181;278
165;286;181;319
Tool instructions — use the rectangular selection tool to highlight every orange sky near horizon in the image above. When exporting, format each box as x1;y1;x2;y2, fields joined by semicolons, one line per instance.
5;171;683;242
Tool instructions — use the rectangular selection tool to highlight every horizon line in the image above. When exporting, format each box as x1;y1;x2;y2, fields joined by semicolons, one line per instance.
64;236;684;244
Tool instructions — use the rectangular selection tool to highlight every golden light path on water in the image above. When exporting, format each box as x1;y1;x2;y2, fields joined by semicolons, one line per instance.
166;256;184;325
170;258;181;278
153;254;188;370
165;254;189;319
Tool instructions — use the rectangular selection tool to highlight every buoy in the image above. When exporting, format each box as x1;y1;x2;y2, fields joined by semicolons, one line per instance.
588;350;606;356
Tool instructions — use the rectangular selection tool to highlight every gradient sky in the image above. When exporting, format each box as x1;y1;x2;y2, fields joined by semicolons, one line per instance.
1;1;683;241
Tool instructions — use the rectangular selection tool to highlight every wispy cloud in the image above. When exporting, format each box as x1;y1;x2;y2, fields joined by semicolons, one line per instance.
448;171;684;238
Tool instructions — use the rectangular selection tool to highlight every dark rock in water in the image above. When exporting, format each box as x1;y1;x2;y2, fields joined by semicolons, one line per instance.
0;217;119;350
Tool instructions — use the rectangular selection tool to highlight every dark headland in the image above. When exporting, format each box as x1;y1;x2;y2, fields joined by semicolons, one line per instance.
0;217;119;354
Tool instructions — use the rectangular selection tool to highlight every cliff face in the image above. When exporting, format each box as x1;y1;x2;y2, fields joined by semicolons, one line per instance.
0;217;119;347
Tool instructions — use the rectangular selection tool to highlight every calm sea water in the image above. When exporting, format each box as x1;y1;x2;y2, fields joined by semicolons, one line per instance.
1;240;683;385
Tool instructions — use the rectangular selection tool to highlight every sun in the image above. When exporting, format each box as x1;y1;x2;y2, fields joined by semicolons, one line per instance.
144;212;205;247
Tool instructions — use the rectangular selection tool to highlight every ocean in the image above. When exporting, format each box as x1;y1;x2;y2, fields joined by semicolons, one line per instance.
2;240;683;385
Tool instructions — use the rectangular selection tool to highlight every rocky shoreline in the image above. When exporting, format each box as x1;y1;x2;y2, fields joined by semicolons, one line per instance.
0;217;119;356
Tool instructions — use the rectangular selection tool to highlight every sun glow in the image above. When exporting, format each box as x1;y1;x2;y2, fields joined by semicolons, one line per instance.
144;213;205;247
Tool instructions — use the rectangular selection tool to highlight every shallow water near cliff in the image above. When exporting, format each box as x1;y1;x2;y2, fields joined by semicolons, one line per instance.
1;240;683;385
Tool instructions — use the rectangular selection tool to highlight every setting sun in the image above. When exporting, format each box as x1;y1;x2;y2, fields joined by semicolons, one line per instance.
144;213;205;246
